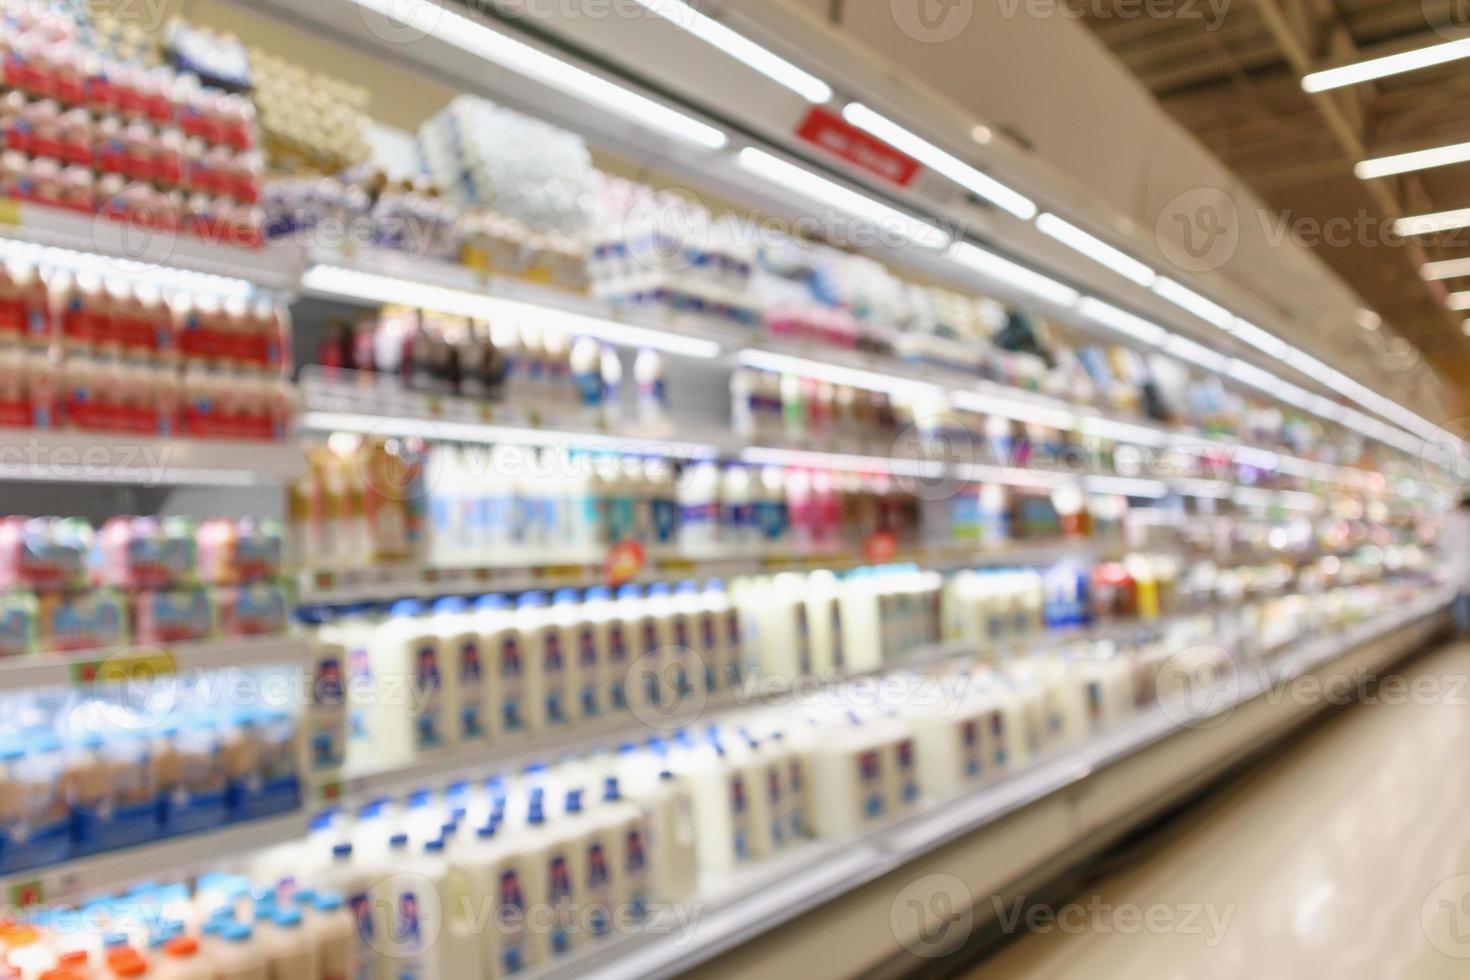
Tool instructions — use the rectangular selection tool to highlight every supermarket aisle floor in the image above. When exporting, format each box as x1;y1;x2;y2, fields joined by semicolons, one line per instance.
960;640;1470;980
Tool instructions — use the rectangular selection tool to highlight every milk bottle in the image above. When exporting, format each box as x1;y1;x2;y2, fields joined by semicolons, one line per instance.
366;600;450;765
676;463;721;558
551;589;601;723
583;587;628;714
805;713;895;840
668;734;752;872
562;789;617;940
617;586;663;714
678;582;721;694
616;747;698;903
309;894;356;980
214;924;268;980
902;680;991;798
453;822;534;979
720;467;756;555
805;570;846;677
597;777;650;924
519;794;581;961
747;573;812;680
300;611;349;772
517;593;570;731
372;839;481;980
472;595;522;740
647;583;698;709
430;597;487;746
263;909;318;980
722;730;786;858
704;580;747;689
312;844;383;980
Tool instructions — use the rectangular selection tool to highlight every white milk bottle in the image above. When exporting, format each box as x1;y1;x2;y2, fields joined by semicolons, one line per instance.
431;597;486;746
454;822;535;979
634;348;668;430
676;463;722;558
648;583;700;710
562;788;618;941
372;838;481;980
519;793;581;962
805;570;846;677
806;712;895;840
722;729;786;858
679;581;721;695
617;586;664;715
314;844;386;980
473;595;522;740
583;587;628;715
263;908;319;980
618;757;698;903
747;573;813;680
873;712;920;811
552;589;601;723
517;593;570;731
309;894;356;980
367;600;451;765
153;936;212;980
720;466;756;556
596;776;651;925
902;678;990;798
215;923;269;980
668;734;752;872
300;611;350;773
704;580;747;689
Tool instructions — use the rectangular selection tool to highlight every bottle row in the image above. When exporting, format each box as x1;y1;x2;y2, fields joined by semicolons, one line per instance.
299;560;1187;777
0;676;301;876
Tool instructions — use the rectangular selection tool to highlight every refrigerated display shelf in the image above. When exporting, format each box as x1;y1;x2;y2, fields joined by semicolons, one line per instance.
526;589;1451;980
308;599;1222;812
295;538;1142;605
0;201;301;292
0;635;311;692
294;249;1396;499
0;812;308;907
0;430;307;486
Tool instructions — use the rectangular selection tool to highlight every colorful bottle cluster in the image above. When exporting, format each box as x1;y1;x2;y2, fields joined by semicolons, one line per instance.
303;580;749;775
0;515;289;656
0;2;264;242
0;675;301;875
0;254;293;440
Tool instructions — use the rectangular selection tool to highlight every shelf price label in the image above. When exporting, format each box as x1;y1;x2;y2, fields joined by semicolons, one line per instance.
605;541;647;587
71;649;177;688
9;880;42;907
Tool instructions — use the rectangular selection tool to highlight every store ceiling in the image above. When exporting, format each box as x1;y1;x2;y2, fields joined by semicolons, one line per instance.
1078;0;1470;390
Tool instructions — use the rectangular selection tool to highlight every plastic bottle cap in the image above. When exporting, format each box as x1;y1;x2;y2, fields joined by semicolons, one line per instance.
332;843;354;859
112;955;147;977
224;923;253;942
389;599;428;617
164;937;199;958
274;909;304;928
315;894;345;913
390;833;410;848
432;596;470;614
477;824;497;840
57;952;88;968
426;839;446;854
553;589;579;604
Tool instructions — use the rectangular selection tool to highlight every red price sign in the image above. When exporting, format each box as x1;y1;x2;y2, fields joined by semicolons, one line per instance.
605;541;648;587
862;530;900;564
796;106;922;188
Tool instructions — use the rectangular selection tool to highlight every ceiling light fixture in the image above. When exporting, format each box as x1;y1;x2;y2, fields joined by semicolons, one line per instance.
1303;37;1470;93
1357;139;1470;179
629;0;833;103
841;103;1037;219
1152;277;1234;329
736;147;952;249
1035;213;1156;286
1422;257;1470;280
1394;206;1470;237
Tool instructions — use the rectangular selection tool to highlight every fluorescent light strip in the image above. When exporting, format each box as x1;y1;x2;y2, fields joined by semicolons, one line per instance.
1422;257;1470;280
947;241;1080;307
842;103;1037;219
0;237;257;298
737;348;942;399
351;0;726;149
1230;446;1281;471
1162;333;1230;373
1449;291;1470;311
736;148;951;249
1076;416;1173;448
632;0;831;102
1152;277;1234;329
1393;206;1470;236
1303;37;1470;93
1229;318;1291;360
1035;213;1155;287
1175;478;1231;499
303;411;721;459
741;446;944;480
1076;298;1167;346
949;390;1077;430
1356;139;1470;179
1086;476;1171;499
301;265;723;359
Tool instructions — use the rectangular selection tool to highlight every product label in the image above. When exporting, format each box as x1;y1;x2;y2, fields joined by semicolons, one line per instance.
414;641;444;749
766;766;785;848
497;867;528;974
755;499;790;542
548;854;573;955
578;626;599;719
795;604;812;676
859;751;885;819
607;623;629;712
896;739;919;804
458;638;486;740
963;720;982;778
585;841;612;935
990;712;1008;768
700;613;719;690
730;775;751;863
543;630;567;726
625;826;649;920
788;760;806;838
651;498;679;544
500;635;525;733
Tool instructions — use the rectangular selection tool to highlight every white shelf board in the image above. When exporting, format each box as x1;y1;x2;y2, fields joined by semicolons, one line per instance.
0;634;310;692
0;430;305;486
0;812;308;905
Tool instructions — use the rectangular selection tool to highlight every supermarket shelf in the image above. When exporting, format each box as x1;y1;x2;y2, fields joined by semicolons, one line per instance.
0;430;306;486
296;538;1137;605
0;635;311;692
0;812;308;906
0;201;301;293
530;589;1451;980
309;599;1204;811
